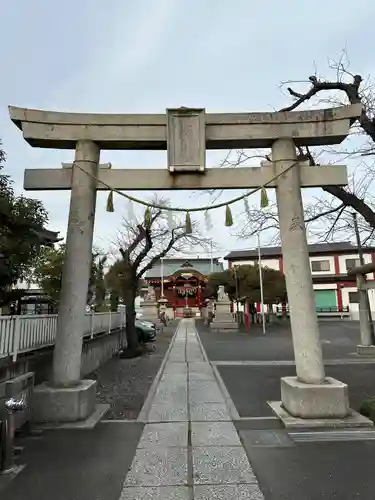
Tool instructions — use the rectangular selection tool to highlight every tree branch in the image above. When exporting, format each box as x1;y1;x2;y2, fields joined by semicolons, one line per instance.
133;227;153;273
279;74;375;229
280;74;362;110
323;185;375;226
136;227;186;280
305;203;345;223
119;224;146;264
280;73;375;141
302;145;375;227
323;205;346;241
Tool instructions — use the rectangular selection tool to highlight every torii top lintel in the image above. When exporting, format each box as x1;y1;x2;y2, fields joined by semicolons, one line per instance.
9;104;362;151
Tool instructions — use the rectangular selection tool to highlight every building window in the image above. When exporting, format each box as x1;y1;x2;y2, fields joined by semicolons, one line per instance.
311;260;331;272
345;258;361;272
348;291;360;304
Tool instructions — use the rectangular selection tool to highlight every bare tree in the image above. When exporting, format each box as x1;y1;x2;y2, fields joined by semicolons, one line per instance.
106;198;211;357
236;51;375;244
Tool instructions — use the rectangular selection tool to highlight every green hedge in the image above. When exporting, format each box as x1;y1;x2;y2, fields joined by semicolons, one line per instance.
359;398;375;422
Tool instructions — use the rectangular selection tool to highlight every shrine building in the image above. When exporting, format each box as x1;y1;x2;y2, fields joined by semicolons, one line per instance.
144;258;223;317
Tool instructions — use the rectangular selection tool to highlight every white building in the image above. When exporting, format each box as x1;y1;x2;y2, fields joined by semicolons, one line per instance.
225;242;375;320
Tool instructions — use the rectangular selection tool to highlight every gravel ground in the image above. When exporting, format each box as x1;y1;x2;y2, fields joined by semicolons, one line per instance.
90;323;176;419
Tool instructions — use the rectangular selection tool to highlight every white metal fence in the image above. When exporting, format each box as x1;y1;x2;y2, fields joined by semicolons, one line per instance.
0;311;126;362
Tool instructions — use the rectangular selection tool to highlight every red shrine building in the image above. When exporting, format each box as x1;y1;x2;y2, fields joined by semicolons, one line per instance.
144;258;224;317
225;242;375;320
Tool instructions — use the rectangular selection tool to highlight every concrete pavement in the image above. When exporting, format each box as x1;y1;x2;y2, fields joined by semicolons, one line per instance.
1;422;144;500
198;320;375;499
120;319;264;499
4;319;375;499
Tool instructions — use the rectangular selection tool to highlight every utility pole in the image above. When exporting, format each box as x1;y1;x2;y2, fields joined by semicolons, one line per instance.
352;212;374;342
233;266;240;326
160;257;164;298
210;240;214;274
257;233;266;335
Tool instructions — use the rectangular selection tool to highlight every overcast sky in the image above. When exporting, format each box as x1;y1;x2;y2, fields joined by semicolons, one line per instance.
1;0;374;259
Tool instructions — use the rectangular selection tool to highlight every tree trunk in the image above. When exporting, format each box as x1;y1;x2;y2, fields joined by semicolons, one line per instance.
110;291;119;312
120;288;143;358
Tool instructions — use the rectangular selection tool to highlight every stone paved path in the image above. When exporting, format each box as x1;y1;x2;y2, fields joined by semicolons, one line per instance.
119;319;264;499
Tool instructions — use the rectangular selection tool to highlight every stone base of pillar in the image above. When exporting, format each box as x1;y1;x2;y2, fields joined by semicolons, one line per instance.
280;376;350;419
140;300;159;321
268;401;373;429
31;379;98;424
357;344;375;356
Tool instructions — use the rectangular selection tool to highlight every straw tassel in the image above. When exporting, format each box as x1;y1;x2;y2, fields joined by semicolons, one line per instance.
260;187;269;208
106;191;114;212
185;212;192;234
127;200;136;222
167;210;175;231
225;204;233;227
144;207;152;228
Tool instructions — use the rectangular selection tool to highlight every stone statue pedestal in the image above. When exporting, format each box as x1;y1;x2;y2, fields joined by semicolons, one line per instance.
140;300;159;321
211;286;237;331
158;296;168;313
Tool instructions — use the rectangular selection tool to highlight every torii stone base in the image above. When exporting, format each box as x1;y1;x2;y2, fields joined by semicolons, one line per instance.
31;380;100;425
269;401;373;429
281;376;349;418
269;376;373;428
357;345;375;356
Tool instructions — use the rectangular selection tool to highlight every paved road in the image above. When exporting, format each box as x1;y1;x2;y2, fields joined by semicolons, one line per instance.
198;319;375;499
218;364;375;417
197;320;365;361
242;432;375;500
3;319;375;499
1;422;143;500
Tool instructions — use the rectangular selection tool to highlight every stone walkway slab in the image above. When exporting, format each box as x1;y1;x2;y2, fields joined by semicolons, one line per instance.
191;422;241;446
120;486;189;499
119;319;264;499
192;446;258;484
138;422;188;447
124;447;188;486
194;484;264;500
190;402;232;421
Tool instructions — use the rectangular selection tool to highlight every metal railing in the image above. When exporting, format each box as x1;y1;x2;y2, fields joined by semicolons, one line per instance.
276;305;350;314
0;311;126;362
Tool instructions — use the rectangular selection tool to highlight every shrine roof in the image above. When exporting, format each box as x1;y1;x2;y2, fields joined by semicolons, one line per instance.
33;227;62;245
145;258;224;278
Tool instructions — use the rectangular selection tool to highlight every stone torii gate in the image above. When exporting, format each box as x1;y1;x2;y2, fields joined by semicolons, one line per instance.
9;103;367;426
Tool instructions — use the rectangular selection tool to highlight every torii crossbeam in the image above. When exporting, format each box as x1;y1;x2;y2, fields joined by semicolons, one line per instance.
23;163;348;191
